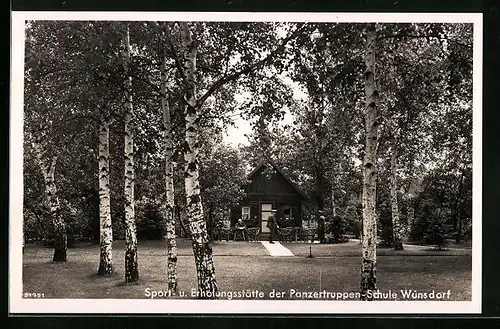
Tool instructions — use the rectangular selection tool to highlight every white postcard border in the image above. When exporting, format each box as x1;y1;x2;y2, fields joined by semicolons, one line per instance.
9;11;483;314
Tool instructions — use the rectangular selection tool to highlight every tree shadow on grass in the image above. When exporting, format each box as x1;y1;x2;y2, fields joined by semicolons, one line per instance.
115;280;141;287
424;248;449;252
86;270;121;279
47;260;69;265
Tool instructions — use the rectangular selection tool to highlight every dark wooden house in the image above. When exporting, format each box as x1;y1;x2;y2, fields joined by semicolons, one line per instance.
231;161;308;233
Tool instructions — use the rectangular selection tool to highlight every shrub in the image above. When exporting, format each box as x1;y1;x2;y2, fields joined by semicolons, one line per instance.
379;225;394;248
326;216;349;243
348;218;362;238
136;200;164;240
424;217;449;250
277;217;295;228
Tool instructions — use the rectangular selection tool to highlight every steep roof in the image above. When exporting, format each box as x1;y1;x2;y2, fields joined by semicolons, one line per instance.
247;160;308;200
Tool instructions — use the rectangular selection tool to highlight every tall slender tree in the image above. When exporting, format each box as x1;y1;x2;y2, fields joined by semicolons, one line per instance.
24;21;76;263
177;21;217;295
376;24;458;248
122;25;139;282
167;21;304;295
97;115;113;274
360;23;379;300
32;141;67;262
160;39;178;293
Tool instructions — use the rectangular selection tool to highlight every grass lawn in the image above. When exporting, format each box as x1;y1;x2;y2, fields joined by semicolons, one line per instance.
22;239;472;301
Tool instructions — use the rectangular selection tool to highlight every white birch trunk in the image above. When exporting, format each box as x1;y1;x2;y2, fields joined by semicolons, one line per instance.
361;23;378;299
180;22;217;296
122;26;139;282
161;51;178;293
331;186;336;217
389;146;403;250
98;119;113;275
33;143;67;262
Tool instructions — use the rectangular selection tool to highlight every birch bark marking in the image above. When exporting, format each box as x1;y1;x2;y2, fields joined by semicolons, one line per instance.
122;26;139;282
331;188;336;217
180;22;217;296
33;143;67;262
389;146;403;250
97;119;113;275
360;23;378;300
161;49;178;293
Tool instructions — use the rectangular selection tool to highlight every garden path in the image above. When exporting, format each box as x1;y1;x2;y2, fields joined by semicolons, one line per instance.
260;241;294;257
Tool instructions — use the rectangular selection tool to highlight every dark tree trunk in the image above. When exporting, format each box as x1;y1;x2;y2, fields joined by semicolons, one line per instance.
390;146;403;251
316;166;326;212
177;207;189;238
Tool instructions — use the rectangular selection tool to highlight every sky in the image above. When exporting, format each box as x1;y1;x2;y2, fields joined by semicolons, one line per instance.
223;75;308;147
221;24;307;148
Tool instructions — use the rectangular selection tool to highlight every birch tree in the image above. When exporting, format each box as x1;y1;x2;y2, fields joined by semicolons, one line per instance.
176;21;217;294
24;79;68;264
97;116;113;274
72;22;131;276
26;21;132;268
160;47;178;293
24;21;77;262
360;23;379;300
78;22;123;274
32;141;68;262
376;23;459;249
165;21;304;295
287;23;365;218
122;25;139;282
90;23;133;275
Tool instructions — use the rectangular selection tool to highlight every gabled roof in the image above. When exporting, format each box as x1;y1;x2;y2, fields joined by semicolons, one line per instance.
247;160;308;200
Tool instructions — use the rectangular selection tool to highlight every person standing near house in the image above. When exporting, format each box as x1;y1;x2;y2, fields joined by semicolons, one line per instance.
267;210;278;244
318;212;326;244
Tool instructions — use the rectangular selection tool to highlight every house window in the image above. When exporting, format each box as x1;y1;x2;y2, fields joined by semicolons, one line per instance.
242;207;250;220
283;207;293;219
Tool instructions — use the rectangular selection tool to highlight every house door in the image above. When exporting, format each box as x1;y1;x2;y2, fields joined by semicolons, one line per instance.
261;203;273;233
